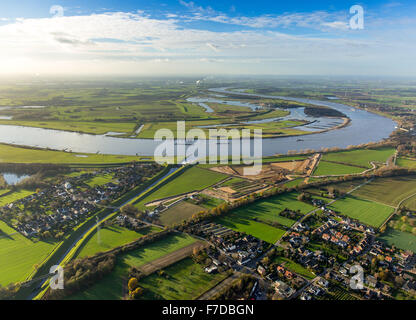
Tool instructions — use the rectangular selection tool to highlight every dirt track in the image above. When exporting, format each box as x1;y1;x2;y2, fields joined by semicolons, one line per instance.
138;240;209;276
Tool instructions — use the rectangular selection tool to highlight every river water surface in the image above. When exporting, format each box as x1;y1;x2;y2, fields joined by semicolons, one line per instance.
0;88;396;157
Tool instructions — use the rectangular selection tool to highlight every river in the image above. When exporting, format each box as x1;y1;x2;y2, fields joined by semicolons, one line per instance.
0;88;396;157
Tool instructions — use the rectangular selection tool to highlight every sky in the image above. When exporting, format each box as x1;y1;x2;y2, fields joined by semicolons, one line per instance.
0;0;415;77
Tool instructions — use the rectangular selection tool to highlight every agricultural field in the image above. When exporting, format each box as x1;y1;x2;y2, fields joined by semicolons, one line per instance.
329;195;394;228
0;220;58;286
135;167;227;209
313;161;364;176
139;258;227;300
273;256;315;279
308;179;366;195
215;192;317;243
0;189;35;206
322;148;395;168
0;189;10;197
215;215;286;244
403;196;416;211
159;201;205;226
351;176;416;208
69;233;197;300
231;192;315;227
282;179;305;188
397;157;416;169
75;225;162;258
378;228;416;252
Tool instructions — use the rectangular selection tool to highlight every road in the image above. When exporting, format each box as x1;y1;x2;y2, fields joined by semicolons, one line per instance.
27;166;182;300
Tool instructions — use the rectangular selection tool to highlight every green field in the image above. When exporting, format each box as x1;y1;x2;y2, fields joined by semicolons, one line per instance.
283;179;305;189
329;195;393;228
139;258;227;300
313;161;364;176
0;143;141;164
273;256;315;279
76;225;162;258
159;201;205;226
378;228;416;252
0;120;137;136
397;157;416;169
215;192;316;243
135;167;227;209
322;148;395;168
69;233;197;300
403;196;416;211
351;176;416;208
0;189;10;197
230;192;315;227
216;215;286;244
0;189;35;206
0;220;58;286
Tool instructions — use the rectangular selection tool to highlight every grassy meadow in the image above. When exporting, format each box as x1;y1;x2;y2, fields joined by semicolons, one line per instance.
329;195;393;228
139;258;227;300
75;225;162;259
68;233;197;300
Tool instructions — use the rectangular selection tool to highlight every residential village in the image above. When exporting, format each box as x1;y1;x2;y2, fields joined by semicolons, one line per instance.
180;192;416;301
0;163;161;240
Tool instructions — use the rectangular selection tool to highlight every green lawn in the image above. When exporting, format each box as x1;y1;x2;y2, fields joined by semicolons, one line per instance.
135;166;227;209
0;189;35;206
329;195;393;228
0;220;58;286
322;148;395;168
378;228;416;252
313;161;364;176
351;176;416;208
85;173;115;187
273;256;315;279
139;258;227;300
75;225;162;258
68;233;197;300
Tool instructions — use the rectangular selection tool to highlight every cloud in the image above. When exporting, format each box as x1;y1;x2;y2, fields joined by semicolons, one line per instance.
52;32;95;46
206;43;220;52
321;21;350;30
0;9;412;76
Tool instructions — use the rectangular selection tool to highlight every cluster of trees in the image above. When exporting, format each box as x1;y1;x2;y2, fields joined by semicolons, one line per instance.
213;274;256;300
0;283;19;300
127;277;144;300
45;254;116;300
120;204;146;220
